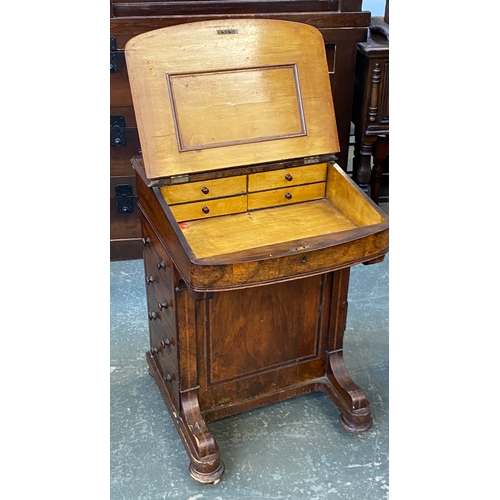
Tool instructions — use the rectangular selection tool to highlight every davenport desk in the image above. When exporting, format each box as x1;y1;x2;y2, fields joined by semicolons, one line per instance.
125;19;388;483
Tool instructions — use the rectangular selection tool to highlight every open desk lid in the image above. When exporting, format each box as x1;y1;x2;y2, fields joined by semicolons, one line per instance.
125;19;340;180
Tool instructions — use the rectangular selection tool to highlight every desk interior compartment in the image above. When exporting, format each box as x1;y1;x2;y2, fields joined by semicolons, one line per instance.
167;162;386;261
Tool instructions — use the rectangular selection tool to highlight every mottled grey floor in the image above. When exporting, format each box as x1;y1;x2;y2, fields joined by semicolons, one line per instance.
110;216;389;499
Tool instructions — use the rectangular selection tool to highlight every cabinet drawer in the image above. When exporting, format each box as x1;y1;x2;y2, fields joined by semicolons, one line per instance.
161;175;247;204
170;195;248;222
248;182;325;211
149;315;178;371
154;343;180;407
248;163;327;192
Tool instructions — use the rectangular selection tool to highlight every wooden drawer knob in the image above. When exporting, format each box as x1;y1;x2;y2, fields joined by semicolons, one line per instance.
285;173;293;181
201;187;210;194
202;206;210;214
285;192;292;200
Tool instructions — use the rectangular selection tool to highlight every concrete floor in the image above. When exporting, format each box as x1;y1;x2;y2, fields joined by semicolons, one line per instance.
110;207;389;499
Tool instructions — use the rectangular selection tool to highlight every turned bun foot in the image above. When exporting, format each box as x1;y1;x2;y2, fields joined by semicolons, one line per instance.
339;411;373;434
189;461;225;484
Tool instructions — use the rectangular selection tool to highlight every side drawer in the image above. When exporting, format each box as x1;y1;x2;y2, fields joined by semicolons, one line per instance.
248;163;327;192
248;182;326;211
170;195;248;222
161;175;247;204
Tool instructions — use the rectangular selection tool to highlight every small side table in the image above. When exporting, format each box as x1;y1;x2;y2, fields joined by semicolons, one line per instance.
351;24;389;203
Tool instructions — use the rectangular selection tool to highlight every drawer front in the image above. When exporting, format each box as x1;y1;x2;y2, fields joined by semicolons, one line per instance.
248;182;326;211
170;195;248;222
161;175;247;204
149;316;179;383
248;163;327;192
141;216;176;298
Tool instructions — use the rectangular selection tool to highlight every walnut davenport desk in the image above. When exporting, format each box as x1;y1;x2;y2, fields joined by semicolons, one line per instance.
125;19;389;483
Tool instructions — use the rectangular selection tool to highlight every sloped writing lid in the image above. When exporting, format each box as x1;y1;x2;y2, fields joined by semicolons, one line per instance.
125;19;340;180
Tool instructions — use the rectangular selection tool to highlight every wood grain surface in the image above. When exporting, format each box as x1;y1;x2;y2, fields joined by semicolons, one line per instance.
125;19;339;179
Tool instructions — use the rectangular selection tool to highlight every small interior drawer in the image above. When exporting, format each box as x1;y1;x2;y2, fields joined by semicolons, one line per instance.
248;182;326;211
169;194;248;222
161;175;247;204
248;163;327;192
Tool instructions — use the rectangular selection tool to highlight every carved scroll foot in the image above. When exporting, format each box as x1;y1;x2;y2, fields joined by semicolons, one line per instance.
327;351;373;433
189;461;225;484
181;390;225;483
146;352;224;483
339;410;372;434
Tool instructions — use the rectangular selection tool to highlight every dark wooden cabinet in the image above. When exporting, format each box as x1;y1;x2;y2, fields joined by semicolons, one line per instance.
351;26;389;203
110;0;371;260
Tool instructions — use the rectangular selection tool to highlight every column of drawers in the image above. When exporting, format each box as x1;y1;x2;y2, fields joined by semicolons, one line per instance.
141;215;180;408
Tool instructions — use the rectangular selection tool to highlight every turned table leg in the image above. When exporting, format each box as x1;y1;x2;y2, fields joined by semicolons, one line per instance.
353;136;377;196
326;267;373;433
371;136;389;204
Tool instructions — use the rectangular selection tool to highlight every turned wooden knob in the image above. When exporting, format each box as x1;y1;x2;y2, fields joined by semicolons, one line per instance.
201;187;209;194
285;192;292;200
285;173;293;181
202;206;210;214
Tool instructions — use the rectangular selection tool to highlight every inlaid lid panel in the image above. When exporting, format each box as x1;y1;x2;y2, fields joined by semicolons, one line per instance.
125;19;340;180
